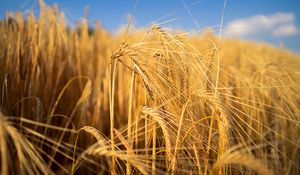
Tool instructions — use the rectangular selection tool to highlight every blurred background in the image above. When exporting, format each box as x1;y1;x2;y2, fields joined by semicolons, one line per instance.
1;0;299;53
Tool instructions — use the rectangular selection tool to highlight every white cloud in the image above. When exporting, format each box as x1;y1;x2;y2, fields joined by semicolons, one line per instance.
272;24;298;37
224;12;298;38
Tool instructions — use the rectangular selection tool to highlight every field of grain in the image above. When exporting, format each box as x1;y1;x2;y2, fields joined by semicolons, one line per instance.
0;1;299;175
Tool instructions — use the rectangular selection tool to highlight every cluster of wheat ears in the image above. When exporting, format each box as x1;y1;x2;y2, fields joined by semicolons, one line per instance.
0;1;299;175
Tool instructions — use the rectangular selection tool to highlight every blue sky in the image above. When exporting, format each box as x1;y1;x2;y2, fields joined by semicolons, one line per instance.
1;0;299;53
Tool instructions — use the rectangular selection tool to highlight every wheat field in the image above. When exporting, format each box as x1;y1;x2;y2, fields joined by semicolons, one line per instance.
0;1;299;175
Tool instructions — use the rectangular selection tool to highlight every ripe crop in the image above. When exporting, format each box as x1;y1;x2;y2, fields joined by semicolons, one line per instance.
0;1;299;175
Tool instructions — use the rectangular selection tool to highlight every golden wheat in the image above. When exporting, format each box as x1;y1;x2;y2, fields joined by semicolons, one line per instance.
0;1;299;174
